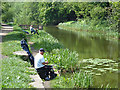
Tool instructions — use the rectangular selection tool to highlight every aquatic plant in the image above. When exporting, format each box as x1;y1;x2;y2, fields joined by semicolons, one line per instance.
52;71;92;88
80;58;118;75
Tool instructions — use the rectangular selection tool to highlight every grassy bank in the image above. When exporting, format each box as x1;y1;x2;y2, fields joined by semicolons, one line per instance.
2;57;32;88
1;25;35;88
58;20;118;41
24;29;93;88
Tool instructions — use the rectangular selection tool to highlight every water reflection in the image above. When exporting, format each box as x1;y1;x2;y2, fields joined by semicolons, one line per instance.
45;26;118;60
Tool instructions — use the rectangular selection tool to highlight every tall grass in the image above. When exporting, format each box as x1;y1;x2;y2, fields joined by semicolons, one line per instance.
52;71;92;88
58;20;118;41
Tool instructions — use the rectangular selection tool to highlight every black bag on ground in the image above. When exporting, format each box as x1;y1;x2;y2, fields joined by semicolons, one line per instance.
21;39;30;53
21;39;34;67
28;52;34;67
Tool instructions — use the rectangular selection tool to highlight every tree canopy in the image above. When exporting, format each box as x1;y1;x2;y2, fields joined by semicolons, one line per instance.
2;2;119;30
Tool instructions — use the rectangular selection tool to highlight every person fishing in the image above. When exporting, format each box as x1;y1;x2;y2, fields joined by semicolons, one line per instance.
30;25;36;34
34;48;57;81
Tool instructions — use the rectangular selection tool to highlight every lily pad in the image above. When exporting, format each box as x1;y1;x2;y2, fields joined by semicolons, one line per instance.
87;66;93;69
82;67;88;69
82;66;93;69
85;70;91;73
89;65;96;67
103;64;110;67
92;68;97;70
112;69;118;72
97;63;103;66
108;60;116;63
82;59;88;63
104;68;113;71
114;63;118;65
98;69;106;72
96;73;101;76
90;72;96;75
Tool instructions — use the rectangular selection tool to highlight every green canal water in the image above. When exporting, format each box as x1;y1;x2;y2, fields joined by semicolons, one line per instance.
44;26;119;88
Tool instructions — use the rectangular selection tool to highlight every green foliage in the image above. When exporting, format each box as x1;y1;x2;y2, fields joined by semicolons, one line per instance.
89;6;107;22
13;3;32;25
106;2;120;32
2;56;32;88
44;49;79;71
2;2;14;22
52;71;92;88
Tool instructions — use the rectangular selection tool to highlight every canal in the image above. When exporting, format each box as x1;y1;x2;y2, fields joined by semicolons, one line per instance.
44;26;119;88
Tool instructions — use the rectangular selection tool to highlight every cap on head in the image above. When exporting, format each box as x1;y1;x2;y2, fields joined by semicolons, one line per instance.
39;48;45;52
